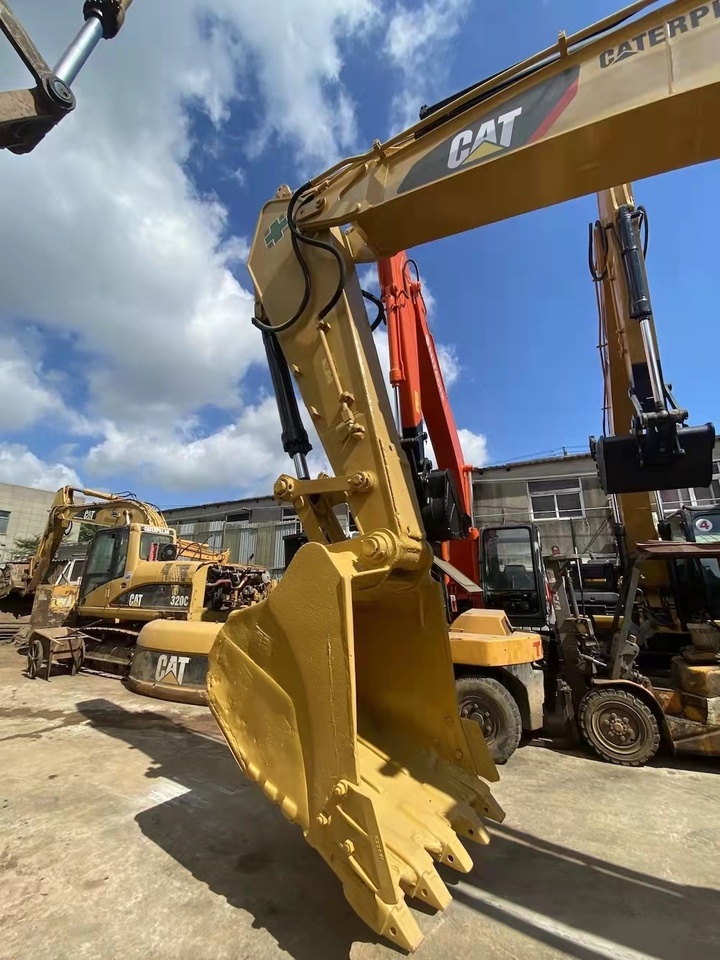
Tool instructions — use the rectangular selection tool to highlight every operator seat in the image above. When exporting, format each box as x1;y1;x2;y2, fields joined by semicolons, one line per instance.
502;564;533;589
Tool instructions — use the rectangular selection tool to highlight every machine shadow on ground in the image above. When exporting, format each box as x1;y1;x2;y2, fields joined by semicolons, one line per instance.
77;698;720;960
445;822;720;960
75;698;378;960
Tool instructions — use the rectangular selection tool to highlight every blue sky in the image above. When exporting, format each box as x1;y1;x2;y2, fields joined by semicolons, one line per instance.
0;0;717;509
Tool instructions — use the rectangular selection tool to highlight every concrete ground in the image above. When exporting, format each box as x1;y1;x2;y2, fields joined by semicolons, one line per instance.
0;644;719;960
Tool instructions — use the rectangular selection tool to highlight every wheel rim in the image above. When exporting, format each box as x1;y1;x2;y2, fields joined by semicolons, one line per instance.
589;696;647;757
459;695;500;744
27;640;42;679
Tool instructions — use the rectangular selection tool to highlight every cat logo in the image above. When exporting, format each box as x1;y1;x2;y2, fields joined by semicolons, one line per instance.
398;68;579;195
447;107;523;170
155;654;191;686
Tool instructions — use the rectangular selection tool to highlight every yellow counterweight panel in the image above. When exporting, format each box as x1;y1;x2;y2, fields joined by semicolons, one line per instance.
448;609;542;667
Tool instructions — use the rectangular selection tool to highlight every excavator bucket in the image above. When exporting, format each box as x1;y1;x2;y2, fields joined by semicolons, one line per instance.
207;541;503;951
595;424;716;496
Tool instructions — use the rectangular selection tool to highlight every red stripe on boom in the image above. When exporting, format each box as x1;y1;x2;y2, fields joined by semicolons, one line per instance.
529;75;579;143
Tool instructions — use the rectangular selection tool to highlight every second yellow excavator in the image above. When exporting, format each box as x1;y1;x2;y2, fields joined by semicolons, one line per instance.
2;485;272;701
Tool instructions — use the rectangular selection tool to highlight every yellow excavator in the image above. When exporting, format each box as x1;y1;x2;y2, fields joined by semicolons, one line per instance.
202;1;720;949
1;484;228;610
4;0;720;951
1;486;272;698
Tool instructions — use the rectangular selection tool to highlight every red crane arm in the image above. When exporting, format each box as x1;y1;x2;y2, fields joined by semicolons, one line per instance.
378;251;480;591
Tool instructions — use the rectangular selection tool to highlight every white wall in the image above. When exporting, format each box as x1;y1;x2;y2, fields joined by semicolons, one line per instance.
0;483;79;561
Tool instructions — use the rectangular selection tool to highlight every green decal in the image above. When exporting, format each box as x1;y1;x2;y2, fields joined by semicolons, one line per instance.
264;216;289;248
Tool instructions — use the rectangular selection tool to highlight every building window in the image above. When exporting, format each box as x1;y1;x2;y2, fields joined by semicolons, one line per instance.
281;507;296;521
227;511;250;524
660;461;720;509
528;478;584;520
0;510;9;535
178;522;196;535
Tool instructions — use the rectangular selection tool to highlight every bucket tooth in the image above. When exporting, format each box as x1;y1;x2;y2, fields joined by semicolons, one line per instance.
447;799;492;845
386;843;452;910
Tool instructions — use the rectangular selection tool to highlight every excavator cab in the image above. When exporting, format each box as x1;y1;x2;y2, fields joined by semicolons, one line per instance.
659;506;720;625
480;524;550;630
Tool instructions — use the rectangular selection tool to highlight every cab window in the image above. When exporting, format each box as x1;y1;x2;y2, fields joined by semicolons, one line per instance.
139;532;175;561
482;526;540;613
80;528;129;599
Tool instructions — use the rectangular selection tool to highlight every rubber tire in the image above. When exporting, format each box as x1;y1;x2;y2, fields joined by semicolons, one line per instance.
579;687;661;767
456;675;522;765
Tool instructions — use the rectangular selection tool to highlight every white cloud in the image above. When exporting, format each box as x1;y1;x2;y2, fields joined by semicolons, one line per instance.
458;428;489;468
0;1;475;500
0;335;64;432
0;445;81;490
0;0;381;495
384;0;471;129
84;397;331;494
436;342;460;388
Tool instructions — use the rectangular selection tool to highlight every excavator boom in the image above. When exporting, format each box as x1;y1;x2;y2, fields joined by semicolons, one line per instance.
205;0;720;950
296;0;720;256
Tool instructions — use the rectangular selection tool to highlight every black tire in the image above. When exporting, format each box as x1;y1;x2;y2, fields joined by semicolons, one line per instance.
456;675;522;765
579;687;661;767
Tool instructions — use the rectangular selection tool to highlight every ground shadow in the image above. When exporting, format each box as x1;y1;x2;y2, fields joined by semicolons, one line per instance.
444;820;720;960
75;699;379;960
76;698;720;960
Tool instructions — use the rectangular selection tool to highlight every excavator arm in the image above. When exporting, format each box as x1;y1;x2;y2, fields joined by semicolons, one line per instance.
378;251;481;599
0;0;133;154
27;485;165;593
590;184;715;500
205;0;720;950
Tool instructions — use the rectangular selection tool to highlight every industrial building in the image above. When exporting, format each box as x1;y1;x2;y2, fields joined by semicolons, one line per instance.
161;496;353;578
5;445;720;575
161;445;720;577
0;482;80;562
473;447;720;560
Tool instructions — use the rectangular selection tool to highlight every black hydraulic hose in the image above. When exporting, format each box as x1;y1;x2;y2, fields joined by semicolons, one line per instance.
252;182;313;335
253;180;347;335
588;220;608;282
636;205;649;258
418;5;643;128
362;289;385;331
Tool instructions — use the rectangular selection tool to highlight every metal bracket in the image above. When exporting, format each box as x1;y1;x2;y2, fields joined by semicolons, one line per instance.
274;472;376;502
0;0;76;153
